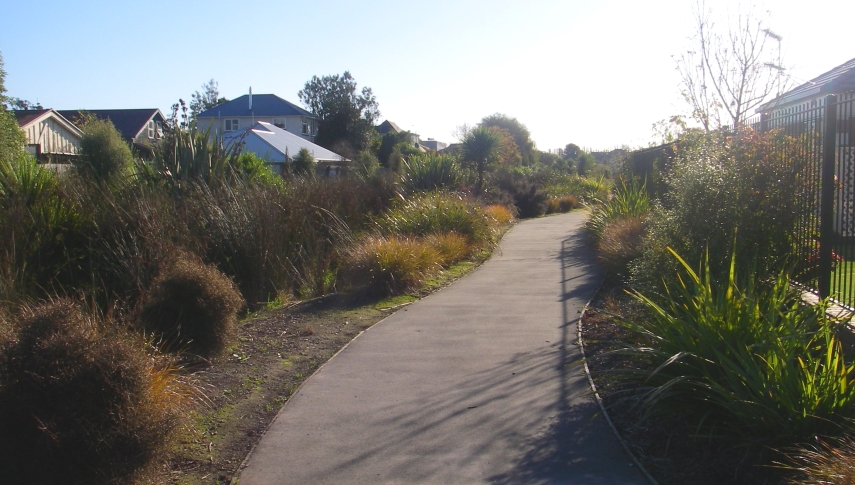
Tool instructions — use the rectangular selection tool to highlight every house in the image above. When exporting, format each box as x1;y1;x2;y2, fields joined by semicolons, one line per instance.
227;121;346;175
196;92;319;142
14;109;82;163
420;138;447;152
375;119;420;146
758;57;855;128
57;108;166;155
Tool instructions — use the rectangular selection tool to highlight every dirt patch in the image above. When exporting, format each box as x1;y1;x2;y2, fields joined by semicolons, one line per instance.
580;283;789;485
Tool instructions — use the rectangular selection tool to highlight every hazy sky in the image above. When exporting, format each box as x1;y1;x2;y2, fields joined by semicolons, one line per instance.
2;0;853;151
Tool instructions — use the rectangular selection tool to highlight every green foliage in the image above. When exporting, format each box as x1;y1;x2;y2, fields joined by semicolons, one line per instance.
544;171;610;202
235;152;280;185
575;152;595;176
400;153;463;192
188;78;227;126
479;113;537;166
76;118;134;183
488;169;548;219
352;150;379;179
0;299;189;485
141;252;245;357
151;122;239;183
616;249;855;444
632;130;804;287
587;177;650;241
0;109;27;166
298;71;379;154
291;147;315;176
462;126;501;194
377;192;491;245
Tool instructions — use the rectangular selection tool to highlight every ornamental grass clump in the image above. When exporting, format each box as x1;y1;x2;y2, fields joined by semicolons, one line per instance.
586;177;649;242
343;236;443;296
377;192;491;245
400;153;464;193
615;248;855;445
141;251;244;357
424;232;472;265
782;436;855;484
482;204;515;226
0;299;194;485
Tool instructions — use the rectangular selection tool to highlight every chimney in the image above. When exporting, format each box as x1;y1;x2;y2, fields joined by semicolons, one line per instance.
249;87;253;110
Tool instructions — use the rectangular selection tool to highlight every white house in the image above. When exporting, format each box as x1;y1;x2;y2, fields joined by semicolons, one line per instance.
228;121;346;175
14;109;82;163
197;92;320;142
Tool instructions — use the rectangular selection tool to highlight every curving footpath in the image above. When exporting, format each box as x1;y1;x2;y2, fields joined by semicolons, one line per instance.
234;211;648;484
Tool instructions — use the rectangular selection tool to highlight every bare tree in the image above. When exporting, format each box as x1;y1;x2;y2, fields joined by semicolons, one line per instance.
676;1;788;131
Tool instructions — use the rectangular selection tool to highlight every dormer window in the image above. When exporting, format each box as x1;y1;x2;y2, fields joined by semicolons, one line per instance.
302;120;310;135
225;119;240;132
147;120;155;138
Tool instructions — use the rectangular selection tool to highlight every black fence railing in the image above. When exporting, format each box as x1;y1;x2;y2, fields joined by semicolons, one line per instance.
746;95;855;308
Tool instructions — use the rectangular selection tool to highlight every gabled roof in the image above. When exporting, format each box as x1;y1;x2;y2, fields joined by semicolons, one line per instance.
760;57;855;111
232;122;344;162
375;120;402;135
197;94;315;119
15;109;83;137
57;109;164;140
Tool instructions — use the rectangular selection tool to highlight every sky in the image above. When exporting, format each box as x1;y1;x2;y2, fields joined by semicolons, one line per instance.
2;0;853;152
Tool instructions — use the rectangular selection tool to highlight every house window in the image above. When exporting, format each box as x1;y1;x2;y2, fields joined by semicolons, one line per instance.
147;120;155;138
225;119;240;132
302;120;310;135
273;119;285;129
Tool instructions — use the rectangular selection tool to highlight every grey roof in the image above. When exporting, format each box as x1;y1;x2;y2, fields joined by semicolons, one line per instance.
232;122;344;162
56;109;164;140
197;94;316;119
760;57;855;111
375;120;403;135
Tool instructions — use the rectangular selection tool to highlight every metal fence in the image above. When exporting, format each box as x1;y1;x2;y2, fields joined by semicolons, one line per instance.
748;94;855;308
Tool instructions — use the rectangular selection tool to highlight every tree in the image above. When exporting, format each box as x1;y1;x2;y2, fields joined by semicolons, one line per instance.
479;114;537;165
189;79;227;126
676;1;788;130
75;118;134;183
0;50;6;104
291;148;315;176
576;152;595;177
298;71;379;154
462;126;501;194
563;143;581;160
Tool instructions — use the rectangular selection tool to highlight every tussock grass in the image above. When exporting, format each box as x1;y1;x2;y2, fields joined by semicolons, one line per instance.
586;177;649;241
482;204;515;226
0;299;195;485
344;236;443;296
424;232;472;265
596;216;645;275
782;436;855;484
546;195;580;213
377;192;491;245
141;251;245;358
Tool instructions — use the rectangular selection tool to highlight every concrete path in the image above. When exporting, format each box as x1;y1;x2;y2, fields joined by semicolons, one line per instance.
235;212;648;484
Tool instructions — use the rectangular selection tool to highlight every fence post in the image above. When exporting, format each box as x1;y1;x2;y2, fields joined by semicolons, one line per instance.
819;95;838;298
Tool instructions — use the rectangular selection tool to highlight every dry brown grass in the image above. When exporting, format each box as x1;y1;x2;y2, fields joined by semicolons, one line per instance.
596;216;645;276
424;232;473;265
483;204;515;226
0;299;195;485
546;195;580;214
344;236;443;296
782;436;855;484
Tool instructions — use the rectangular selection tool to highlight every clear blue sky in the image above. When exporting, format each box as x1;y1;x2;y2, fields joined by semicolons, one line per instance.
2;0;853;151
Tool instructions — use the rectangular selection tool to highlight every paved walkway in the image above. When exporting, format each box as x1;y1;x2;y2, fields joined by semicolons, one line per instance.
235;212;648;484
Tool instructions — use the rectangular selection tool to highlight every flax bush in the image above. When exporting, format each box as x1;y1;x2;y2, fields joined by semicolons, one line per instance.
616;248;855;445
587;177;649;242
399;153;464;193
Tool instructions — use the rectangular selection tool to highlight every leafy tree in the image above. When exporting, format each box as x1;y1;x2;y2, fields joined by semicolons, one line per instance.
492;127;522;167
576;152;595;177
75;118;134;183
480;114;537;165
5;98;42;111
298;71;379;154
291;147;315;176
564;143;581;160
353;150;380;179
676;1;788;130
189;79;227;126
462;126;501;194
0;50;29;167
377;131;416;169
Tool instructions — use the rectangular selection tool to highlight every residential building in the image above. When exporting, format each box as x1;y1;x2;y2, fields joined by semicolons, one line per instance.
196;92;319;142
227;121;345;175
58;108;166;154
14;109;82;163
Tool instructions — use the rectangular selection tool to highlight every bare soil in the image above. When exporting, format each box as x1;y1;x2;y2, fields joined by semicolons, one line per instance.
580;282;790;485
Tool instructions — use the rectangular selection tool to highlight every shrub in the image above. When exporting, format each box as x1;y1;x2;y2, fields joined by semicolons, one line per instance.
0;299;191;485
632;130;804;286
75;118;134;183
291;147;315;176
544;172;610;203
353;150;380;179
424;232;472;265
140;251;244;357
400;153;463;193
482;204;515;226
343;236;442;296
615;249;855;445
377;192;491;245
488;170;548;218
596;216;645;276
